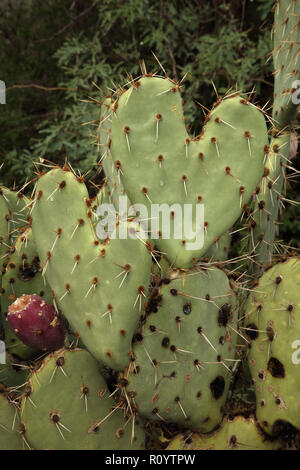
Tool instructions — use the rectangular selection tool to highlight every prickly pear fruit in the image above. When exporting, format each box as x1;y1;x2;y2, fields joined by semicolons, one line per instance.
7;294;65;351
1;227;53;359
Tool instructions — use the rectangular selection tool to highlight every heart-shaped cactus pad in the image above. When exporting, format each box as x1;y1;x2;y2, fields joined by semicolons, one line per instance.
110;76;268;268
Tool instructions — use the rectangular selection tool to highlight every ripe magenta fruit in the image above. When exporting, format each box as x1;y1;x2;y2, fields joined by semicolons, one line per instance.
7;294;65;351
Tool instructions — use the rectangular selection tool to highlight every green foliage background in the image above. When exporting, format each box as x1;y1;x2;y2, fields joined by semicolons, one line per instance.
0;0;299;245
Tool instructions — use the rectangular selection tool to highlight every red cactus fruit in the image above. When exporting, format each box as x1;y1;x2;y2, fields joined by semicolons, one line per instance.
7;294;65;351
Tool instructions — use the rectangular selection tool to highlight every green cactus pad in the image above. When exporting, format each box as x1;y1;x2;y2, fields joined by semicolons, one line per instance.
246;257;300;435
109;76;268;268
167;415;280;450
123;266;238;432
31;168;152;370
21;348;145;450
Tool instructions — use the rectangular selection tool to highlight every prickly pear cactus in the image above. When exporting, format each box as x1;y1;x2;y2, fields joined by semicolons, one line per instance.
31;167;152;370
122;266;238;432
109;76;268;268
167;415;280;450
272;0;300;129
0;0;296;452
21;348;145;450
245;257;300;436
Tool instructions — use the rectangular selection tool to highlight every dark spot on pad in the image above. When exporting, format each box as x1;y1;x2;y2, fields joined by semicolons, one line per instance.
218;304;232;327
210;376;225;400
183;303;192;315
272;420;296;441
266;326;274;342
132;333;143;343
267;357;285;378
229;435;237;448
245;323;259;340
161;337;170;348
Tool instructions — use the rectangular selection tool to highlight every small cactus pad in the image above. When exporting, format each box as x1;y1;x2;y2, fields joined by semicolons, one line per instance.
21;348;145;450
247;134;290;273
8;294;65;351
167;415;280;450
0;394;22;450
246;257;300;435
109;76;268;267
272;0;300;129
122;266;238;432
31;168;152;370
